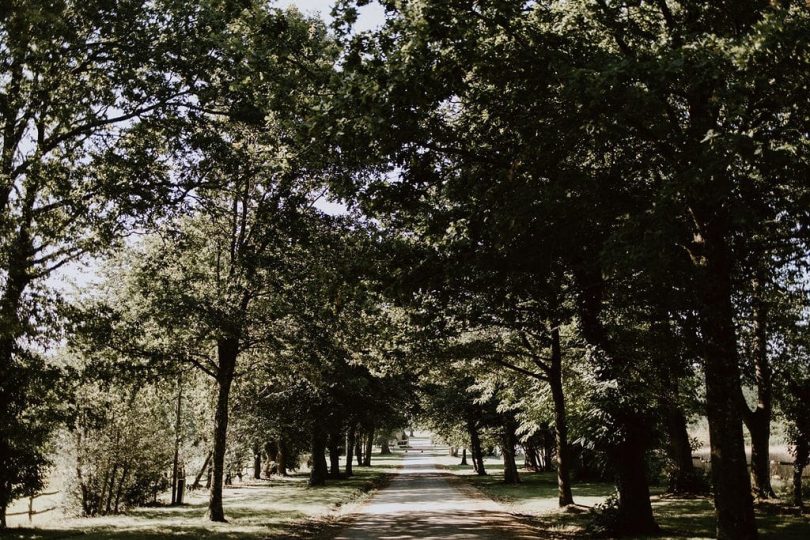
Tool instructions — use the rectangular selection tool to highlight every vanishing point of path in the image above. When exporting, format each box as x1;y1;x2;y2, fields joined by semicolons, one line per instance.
335;438;538;540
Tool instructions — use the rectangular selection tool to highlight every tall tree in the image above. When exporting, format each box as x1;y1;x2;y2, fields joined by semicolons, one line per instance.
332;2;810;537
0;0;207;524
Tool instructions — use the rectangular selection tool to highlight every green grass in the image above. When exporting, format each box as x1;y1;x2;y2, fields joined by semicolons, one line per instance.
443;454;810;539
1;452;402;540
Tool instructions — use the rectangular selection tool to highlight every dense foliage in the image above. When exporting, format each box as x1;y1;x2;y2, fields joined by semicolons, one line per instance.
0;1;808;539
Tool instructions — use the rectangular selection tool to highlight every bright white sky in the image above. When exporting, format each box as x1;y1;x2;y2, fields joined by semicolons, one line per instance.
53;1;387;293
284;0;386;32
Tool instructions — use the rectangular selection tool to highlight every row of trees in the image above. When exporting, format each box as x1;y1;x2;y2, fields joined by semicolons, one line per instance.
324;1;810;539
1;2;809;539
0;0;411;525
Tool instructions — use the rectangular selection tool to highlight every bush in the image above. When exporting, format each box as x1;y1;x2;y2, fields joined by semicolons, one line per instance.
66;383;174;516
586;492;622;536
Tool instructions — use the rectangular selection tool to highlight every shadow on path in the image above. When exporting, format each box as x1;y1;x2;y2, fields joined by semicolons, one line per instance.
334;440;537;540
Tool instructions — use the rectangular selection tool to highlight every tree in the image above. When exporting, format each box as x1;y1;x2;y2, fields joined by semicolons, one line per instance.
770;268;810;509
0;0;201;523
331;2;810;537
561;3;810;537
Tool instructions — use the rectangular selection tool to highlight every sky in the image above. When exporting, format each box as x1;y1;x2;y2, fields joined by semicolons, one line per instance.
284;0;387;32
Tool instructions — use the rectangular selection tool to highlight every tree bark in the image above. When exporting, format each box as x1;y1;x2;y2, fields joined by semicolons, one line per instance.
355;439;363;466
252;441;261;480
501;419;520;484
104;463;118;515
747;414;774;498
328;431;342;478
276;437;289;477
207;337;238;522
363;425;374;467
793;438;808;508
171;376;183;504
550;326;574;507
613;429;658;535
468;420;486;475
542;427;554;472
97;461;111;516
192;451;212;489
573;263;658;533
460;448;468;465
743;272;775;499
522;444;532;470
380;438;391;455
346;424;356;476
309;428;328;487
114;463;129;513
696;222;757;539
0;228;33;529
665;402;700;494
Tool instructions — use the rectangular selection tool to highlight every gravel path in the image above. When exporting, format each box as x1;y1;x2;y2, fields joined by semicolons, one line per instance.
334;440;538;540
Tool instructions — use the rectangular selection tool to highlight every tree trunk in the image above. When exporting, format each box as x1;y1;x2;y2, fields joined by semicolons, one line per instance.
0;219;36;530
171;376;183;504
276;437;289;477
328;431;342;478
665;402;700;494
177;470;185;505
114;463;129;513
263;440;277;476
747;417;774;498
696;222;757;539
363;426;374;467
460;448;468;466
468;420;486;475
613;430;659;535
207;337;237;522
743;272;775;499
192;451;212;489
793;436;808;508
522;445;530;470
550;326;574;507
501;419;520;484
309;428;328;487
542;427;554;472
252;441;261;480
573;263;658;534
523;443;535;470
97;461;111;516
380;438;391;455
346;425;356;476
104;463;118;515
355;439;363;466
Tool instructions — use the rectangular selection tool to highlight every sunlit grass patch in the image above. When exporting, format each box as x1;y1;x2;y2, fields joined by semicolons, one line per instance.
2;452;402;540
443;455;810;539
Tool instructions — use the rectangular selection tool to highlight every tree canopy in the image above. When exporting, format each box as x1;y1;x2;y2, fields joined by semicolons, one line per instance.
1;2;809;539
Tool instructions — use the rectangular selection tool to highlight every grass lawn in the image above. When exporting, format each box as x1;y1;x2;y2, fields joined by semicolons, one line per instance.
439;453;810;539
1;451;403;540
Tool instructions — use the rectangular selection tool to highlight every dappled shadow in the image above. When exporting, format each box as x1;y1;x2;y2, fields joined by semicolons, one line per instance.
334;509;538;540
334;449;539;539
0;455;402;540
0;526;278;539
